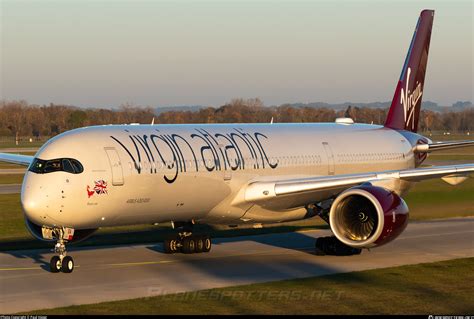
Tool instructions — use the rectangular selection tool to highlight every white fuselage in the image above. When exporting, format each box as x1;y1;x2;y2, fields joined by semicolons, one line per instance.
21;123;419;230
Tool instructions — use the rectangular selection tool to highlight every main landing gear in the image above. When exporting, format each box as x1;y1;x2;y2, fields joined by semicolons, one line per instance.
307;202;362;256
49;228;74;273
164;221;212;254
164;234;212;254
314;236;362;256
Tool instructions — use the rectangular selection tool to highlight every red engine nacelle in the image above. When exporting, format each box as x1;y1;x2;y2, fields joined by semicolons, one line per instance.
329;185;409;248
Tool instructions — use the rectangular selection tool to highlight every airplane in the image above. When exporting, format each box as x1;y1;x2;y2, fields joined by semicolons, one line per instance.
1;9;473;274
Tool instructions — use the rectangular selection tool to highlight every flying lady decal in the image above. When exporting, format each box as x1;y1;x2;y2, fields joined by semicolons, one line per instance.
87;180;108;198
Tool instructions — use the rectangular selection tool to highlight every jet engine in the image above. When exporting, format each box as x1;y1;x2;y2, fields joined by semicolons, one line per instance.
329;185;409;248
25;217;97;243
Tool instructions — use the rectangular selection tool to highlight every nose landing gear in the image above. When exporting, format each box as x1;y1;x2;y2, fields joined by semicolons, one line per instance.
49;228;74;273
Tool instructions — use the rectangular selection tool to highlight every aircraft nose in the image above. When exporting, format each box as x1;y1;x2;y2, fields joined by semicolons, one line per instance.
21;174;49;225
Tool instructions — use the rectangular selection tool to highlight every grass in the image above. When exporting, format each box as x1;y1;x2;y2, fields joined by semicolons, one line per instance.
0;194;30;241
0;174;24;184
426;133;473;141
424;136;474;161
404;178;474;219
25;257;474;315
426;144;474;158
0;163;26;169
0;151;37;155
425;134;474;159
0;141;45;149
427;154;474;161
0;151;36;169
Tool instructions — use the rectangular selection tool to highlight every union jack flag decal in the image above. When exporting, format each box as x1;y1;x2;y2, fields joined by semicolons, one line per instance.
87;180;108;198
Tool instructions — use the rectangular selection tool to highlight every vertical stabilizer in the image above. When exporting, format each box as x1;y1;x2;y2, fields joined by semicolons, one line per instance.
385;10;434;132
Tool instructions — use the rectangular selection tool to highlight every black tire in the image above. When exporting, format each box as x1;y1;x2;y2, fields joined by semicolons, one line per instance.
329;236;362;256
182;237;196;254
202;236;212;253
50;256;61;273
195;236;204;253
61;256;74;273
314;237;327;256
164;239;173;254
315;236;363;256
170;239;180;253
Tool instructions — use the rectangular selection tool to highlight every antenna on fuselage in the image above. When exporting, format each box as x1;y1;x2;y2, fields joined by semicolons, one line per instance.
270;117;274;124
151;117;155;125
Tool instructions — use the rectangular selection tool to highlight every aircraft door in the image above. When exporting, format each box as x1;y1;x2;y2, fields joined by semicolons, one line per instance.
219;143;238;182
322;142;335;175
105;148;124;186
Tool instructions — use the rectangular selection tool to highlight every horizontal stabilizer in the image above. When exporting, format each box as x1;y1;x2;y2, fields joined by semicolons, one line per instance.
414;140;474;153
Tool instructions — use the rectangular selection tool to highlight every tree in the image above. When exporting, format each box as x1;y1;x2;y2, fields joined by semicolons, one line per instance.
68;110;88;128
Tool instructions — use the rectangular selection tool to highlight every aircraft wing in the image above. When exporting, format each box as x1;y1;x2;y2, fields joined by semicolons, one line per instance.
414;140;474;153
244;163;474;206
0;153;34;167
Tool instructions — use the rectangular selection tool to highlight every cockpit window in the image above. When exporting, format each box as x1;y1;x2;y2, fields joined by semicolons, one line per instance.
62;159;75;173
44;159;62;173
29;158;84;174
70;159;83;173
29;159;46;173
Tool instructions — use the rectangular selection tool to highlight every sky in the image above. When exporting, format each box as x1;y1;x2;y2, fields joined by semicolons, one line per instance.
0;0;472;108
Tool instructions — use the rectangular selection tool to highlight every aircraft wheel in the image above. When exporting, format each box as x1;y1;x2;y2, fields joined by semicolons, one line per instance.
202;236;212;253
314;237;327;256
170;239;180;253
164;239;173;254
195;236;204;253
315;236;362;256
61;256;74;273
50;256;62;273
182;237;196;254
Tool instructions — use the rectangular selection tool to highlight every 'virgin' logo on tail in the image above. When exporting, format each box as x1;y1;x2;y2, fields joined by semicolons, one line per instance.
400;67;423;131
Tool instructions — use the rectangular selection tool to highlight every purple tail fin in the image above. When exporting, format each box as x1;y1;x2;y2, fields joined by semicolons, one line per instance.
385;10;434;133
